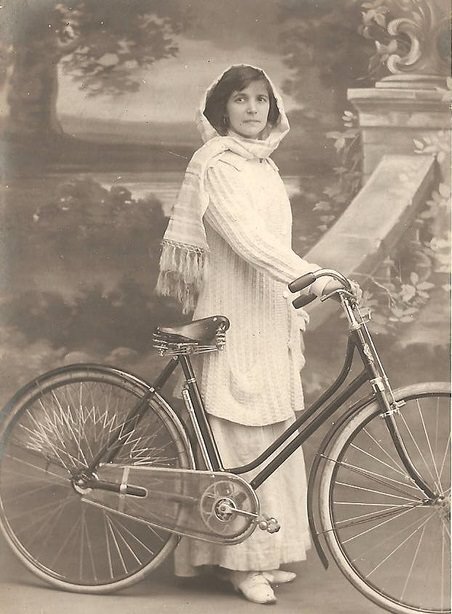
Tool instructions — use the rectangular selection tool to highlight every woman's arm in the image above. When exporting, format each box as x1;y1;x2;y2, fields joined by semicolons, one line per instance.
204;161;329;296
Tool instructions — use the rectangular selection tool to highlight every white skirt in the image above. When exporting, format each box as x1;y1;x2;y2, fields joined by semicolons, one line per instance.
174;415;311;575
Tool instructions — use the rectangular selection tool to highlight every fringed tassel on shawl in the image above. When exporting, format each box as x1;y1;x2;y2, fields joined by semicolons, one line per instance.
156;239;207;314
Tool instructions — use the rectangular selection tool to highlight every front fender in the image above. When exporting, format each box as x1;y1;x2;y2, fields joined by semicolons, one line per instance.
306;391;376;569
307;381;450;568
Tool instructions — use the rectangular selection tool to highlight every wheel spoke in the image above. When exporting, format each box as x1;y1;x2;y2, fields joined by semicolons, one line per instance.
438;431;451;484
17;495;74;546
361;427;405;474
333;501;425;530
50;511;83;569
340;501;419;545
7;491;73;524
347;505;436;564
416;399;443;492
441;521;446;612
104;512;114;580
3;449;69;482
322;389;451;614
399;522;426;601
105;515;128;575
0;370;189;591
33;495;75;551
146;522;167;543
108;516;142;567
399;411;440;492
2;478;66;504
114;516;157;555
81;511;98;583
334;501;417;507
23;410;84;470
437;509;451;539
50;389;91;466
349;442;407;479
325;455;423;500
365;512;435;579
335;480;419;503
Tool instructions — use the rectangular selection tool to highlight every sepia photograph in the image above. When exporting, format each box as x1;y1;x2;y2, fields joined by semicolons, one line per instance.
0;1;450;613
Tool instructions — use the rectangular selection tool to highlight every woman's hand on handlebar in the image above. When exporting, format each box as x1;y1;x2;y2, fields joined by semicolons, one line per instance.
322;278;343;296
322;278;362;303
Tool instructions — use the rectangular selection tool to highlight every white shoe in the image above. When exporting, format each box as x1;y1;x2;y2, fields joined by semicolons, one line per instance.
263;569;296;585
230;571;277;605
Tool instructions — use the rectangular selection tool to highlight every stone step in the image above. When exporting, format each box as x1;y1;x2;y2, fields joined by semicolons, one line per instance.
304;154;436;329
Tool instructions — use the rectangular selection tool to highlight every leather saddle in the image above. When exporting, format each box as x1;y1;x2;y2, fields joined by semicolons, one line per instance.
155;315;230;344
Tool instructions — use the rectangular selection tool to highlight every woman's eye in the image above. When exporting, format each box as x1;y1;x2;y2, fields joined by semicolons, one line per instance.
258;96;268;103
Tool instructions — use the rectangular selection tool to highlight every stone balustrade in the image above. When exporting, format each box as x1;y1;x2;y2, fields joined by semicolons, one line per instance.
302;0;450;330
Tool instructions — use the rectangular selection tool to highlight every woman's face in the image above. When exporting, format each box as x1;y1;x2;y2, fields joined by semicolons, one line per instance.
225;80;271;139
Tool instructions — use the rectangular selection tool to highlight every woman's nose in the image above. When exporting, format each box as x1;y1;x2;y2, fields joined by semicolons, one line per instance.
247;100;257;113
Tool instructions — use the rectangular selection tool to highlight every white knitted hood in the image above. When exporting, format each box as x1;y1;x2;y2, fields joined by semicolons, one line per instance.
196;64;290;155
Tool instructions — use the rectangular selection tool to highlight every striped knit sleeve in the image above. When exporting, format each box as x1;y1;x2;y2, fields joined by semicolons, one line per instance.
204;161;329;295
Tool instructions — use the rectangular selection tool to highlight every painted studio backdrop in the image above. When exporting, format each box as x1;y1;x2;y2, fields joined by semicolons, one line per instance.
0;0;450;407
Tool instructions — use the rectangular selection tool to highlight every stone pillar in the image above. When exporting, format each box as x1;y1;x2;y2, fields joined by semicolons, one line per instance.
347;87;449;182
347;0;450;182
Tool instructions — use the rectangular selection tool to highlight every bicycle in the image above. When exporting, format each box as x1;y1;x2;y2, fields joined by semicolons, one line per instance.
0;268;449;614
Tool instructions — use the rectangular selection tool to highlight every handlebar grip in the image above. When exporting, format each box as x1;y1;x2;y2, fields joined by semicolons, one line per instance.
288;272;317;293
292;293;316;309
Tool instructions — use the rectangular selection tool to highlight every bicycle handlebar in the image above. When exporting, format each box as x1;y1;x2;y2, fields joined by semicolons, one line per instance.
292;293;317;309
289;269;352;294
288;269;353;309
288;271;317;293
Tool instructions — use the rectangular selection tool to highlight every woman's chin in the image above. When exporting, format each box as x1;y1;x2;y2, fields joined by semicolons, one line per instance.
232;127;265;140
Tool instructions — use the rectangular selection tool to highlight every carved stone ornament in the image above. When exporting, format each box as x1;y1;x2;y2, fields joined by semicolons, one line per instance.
361;0;450;87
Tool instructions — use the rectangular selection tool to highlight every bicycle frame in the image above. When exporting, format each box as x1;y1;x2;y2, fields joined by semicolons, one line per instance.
170;295;434;498
86;292;436;504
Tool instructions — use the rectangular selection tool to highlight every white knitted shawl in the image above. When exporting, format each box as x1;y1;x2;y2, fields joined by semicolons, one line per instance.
156;64;290;313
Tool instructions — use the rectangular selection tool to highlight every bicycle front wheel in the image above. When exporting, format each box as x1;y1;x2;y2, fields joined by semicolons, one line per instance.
0;364;193;593
319;382;451;614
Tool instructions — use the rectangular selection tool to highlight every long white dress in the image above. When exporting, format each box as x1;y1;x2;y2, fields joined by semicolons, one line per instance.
175;416;311;574
174;151;325;574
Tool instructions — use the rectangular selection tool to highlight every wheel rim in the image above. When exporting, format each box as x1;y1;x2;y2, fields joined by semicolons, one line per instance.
0;374;189;589
327;391;451;613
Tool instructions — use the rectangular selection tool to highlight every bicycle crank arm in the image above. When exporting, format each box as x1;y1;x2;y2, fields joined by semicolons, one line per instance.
217;502;258;519
217;503;281;534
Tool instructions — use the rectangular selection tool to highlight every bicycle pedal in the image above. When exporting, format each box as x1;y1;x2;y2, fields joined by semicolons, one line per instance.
258;514;280;533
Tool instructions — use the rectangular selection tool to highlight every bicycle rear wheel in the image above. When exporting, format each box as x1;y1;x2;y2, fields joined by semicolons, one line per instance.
0;364;193;593
319;382;451;614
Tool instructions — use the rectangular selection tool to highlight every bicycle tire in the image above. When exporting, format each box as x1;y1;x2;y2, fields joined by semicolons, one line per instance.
319;382;451;614
0;364;194;594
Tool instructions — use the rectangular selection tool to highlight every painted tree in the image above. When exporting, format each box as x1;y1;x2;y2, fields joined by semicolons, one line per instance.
0;0;185;139
278;0;375;117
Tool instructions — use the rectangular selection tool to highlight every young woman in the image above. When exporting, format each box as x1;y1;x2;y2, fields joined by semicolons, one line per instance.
157;64;349;604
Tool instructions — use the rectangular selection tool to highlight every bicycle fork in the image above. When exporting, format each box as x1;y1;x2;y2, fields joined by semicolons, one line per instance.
342;295;437;501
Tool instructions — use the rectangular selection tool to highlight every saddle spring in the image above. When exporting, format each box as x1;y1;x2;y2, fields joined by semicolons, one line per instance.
153;329;226;357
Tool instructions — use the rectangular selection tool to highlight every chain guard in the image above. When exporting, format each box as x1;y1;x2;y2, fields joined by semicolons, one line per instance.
82;464;259;544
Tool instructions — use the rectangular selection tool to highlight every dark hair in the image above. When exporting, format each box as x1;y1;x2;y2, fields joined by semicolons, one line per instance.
204;66;280;136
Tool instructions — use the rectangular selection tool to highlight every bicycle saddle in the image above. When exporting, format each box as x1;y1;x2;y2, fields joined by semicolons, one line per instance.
156;315;230;344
